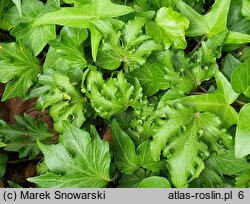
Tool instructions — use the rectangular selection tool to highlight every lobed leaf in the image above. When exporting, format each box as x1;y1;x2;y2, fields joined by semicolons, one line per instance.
146;7;189;49
0;114;53;159
176;72;239;128
28;122;111;187
0;41;41;101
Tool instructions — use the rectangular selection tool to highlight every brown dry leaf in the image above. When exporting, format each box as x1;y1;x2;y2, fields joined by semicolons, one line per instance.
0;179;4;188
23;163;37;179
102;126;112;142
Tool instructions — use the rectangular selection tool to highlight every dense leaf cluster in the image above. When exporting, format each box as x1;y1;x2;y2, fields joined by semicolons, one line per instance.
0;0;250;188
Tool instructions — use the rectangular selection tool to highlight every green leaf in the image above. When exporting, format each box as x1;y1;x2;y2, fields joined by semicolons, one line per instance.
190;166;223;188
173;0;231;37
151;105;208;187
236;170;250;188
93;18;161;71
9;0;57;55
146;7;189;49
49;73;86;132
0;0;12;30
7;180;23;188
33;0;133;27
12;0;21;17
32;0;133;60
137;141;163;172
0;114;53;159
207;151;250;175
127;62;179;96
119;168;146;187
28;122;111;187
242;0;250;19
222;54;241;80
49;26;88;69
227;0;250;34
176;71;239;128
0;41;41;101
111;120;163;174
42;46;83;83
235;103;250;158
232;57;250;97
85;71;143;119
151;104;232;187
224;31;250;46
0;154;8;178
89;25;102;62
137;176;170;188
111;119;140;174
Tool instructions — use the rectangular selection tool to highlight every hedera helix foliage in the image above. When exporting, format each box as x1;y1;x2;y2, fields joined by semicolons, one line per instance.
0;0;250;188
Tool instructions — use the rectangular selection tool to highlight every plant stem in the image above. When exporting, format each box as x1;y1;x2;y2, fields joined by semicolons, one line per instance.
7;155;43;164
192;34;207;52
235;100;247;106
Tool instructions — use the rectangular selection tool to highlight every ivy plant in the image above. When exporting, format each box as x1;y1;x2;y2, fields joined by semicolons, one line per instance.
0;0;250;188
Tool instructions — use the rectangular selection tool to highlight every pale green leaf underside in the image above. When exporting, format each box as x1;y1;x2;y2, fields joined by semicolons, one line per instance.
137;176;170;188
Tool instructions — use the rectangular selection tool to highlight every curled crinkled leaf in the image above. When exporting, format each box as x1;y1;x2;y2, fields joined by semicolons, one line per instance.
151;105;207;187
151;104;232;187
85;70;143;119
29;70;86;132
